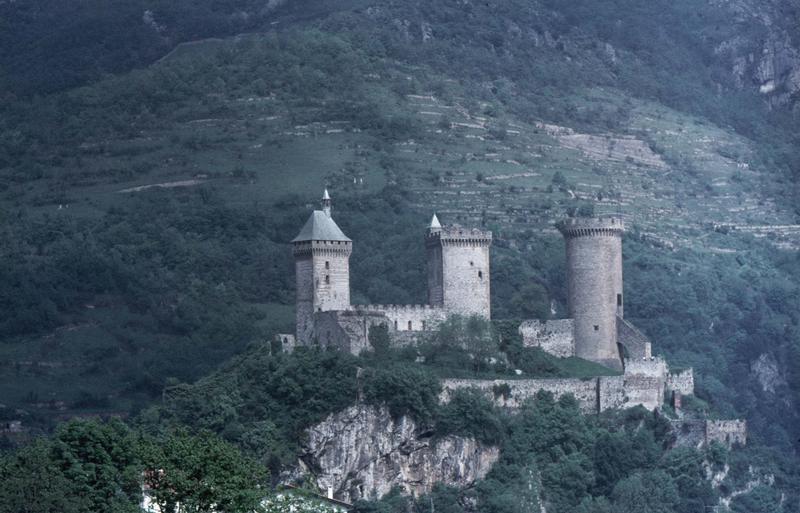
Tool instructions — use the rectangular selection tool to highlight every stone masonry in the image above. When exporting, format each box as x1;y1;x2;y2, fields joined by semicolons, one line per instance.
292;197;491;352
519;319;575;358
557;217;625;370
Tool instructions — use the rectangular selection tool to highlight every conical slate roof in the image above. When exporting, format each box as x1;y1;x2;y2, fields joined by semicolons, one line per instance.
292;210;351;242
429;213;442;229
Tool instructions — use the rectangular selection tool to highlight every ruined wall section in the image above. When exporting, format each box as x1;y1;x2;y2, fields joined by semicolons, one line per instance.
439;378;600;414
706;420;747;447
666;369;695;396
622;357;668;411
440;359;674;415
519;319;575;358
314;310;390;355
354;304;446;332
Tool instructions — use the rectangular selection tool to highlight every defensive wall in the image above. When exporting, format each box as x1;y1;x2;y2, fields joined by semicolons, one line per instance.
312;305;445;354
670;419;747;448
706;420;747;447
519;319;575;358
440;357;694;414
617;316;651;359
666;368;695;396
350;304;446;332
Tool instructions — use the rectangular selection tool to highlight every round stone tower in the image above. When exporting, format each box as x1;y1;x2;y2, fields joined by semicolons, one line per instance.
557;217;624;370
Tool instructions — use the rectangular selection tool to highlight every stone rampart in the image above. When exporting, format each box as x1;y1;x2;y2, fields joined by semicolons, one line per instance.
705;420;747;447
622;357;667;410
351;304;445;332
314;310;390;355
439;378;599;414
519;319;575;358
666;369;695;396
617;316;651;359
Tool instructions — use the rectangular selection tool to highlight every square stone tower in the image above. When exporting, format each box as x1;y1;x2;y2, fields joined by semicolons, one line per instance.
557;217;624;370
292;190;352;345
425;214;492;318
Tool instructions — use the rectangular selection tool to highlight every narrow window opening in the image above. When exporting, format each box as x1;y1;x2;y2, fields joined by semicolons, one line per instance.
325;261;330;269
408;320;413;330
594;325;599;331
394;320;398;330
617;293;622;306
325;275;330;284
478;270;483;279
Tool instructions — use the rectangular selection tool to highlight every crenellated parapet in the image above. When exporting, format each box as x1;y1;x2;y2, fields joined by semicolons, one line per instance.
425;226;492;247
292;239;353;257
556;217;625;238
349;304;446;332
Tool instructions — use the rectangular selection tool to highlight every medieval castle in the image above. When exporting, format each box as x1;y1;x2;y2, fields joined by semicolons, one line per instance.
281;190;746;448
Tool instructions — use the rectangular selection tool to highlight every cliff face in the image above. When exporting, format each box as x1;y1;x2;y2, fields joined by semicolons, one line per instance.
715;0;800;106
300;404;499;503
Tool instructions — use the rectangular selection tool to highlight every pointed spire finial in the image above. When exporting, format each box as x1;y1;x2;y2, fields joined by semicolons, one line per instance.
321;188;332;217
429;213;442;230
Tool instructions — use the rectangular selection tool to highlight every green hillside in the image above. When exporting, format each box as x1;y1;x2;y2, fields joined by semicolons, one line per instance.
0;0;799;510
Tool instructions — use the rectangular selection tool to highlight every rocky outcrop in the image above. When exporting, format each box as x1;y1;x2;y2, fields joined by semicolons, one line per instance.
714;0;800;105
750;353;786;394
300;404;499;503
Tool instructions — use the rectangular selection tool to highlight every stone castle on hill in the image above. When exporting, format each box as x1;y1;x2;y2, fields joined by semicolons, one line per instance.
291;189;491;354
282;190;746;447
290;190;646;371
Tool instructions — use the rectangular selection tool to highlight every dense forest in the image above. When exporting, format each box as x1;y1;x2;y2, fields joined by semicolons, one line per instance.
1;0;799;511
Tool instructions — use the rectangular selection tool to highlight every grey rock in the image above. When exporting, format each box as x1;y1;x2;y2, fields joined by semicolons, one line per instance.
300;404;499;503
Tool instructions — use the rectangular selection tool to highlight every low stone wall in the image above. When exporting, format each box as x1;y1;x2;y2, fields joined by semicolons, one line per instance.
440;360;677;414
439;378;599;414
666;369;695;396
519;319;575;358
351;304;446;332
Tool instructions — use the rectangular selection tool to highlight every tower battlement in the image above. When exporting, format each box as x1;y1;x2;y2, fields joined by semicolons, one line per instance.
557;217;624;238
292;239;352;257
425;226;492;246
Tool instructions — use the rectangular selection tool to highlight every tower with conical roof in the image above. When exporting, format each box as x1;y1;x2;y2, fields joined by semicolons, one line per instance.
425;214;492;318
292;190;352;345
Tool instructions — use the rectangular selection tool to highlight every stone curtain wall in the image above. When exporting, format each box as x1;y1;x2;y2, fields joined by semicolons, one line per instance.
519;319;576;358
353;304;446;332
666;369;695;395
439;378;602;414
617;316;652;359
440;358;684;414
706;420;747;447
314;310;390;354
